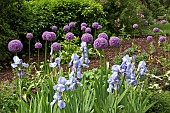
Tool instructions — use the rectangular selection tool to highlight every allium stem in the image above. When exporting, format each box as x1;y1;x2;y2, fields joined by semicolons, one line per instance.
38;49;40;67
29;39;31;63
45;40;47;65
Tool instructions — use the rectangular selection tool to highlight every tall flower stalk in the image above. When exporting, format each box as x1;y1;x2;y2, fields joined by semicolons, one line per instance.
35;42;42;67
26;33;33;63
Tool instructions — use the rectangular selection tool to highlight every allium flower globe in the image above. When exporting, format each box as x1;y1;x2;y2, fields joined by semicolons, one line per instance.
63;25;70;32
65;32;74;40
161;20;166;24
92;22;99;29
81;26;86;31
46;32;56;41
42;31;49;40
81;33;93;44
98;32;108;40
8;39;23;52
147;36;153;42
51;42;61;51
52;26;57;31
159;36;166;42
93;38;108;49
85;27;91;33
26;33;33;39
97;25;102;30
109;36;120;46
35;42;42;49
153;27;159;33
69;22;76;28
133;24;138;29
81;22;87;27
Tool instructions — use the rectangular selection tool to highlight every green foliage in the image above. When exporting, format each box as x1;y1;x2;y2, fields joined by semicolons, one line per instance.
25;0;107;40
0;0;29;62
102;0;153;35
148;91;170;113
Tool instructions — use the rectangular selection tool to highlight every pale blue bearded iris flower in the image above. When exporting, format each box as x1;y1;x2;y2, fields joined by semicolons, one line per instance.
11;56;29;68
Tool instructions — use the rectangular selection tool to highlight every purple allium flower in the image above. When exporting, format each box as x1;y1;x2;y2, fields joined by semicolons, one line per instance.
81;22;87;27
153;27;159;33
42;31;49;40
34;42;42;49
46;32;56;41
133;24;138;29
85;27;91;33
52;26;57;31
26;33;33;39
69;22;76;28
93;38;108;49
159;36;166;42
81;26;86;30
63;25;70;32
98;32;108;40
8;40;23;52
51;42;61;51
161;20;166;24
92;22;99;29
147;36;153;42
65;32;74;40
97;25;102;30
109;36;121;46
81;33;93;44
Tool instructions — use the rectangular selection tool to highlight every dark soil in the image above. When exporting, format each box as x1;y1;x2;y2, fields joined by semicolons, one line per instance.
0;36;170;82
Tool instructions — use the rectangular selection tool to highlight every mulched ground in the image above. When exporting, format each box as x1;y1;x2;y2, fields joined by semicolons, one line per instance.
0;36;170;82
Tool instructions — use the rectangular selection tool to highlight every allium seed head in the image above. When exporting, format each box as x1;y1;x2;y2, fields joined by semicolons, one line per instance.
51;42;61;51
26;33;33;39
98;32;108;40
65;32;74;40
109;36;120;46
8;39;23;52
93;38;108;49
81;33;93;44
34;42;42;49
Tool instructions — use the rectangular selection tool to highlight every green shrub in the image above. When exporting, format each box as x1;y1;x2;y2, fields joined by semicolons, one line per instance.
25;0;107;40
0;0;30;62
148;91;170;113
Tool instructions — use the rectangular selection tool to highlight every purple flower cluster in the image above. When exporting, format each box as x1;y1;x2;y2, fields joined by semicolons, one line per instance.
97;25;102;30
42;31;56;41
147;36;153;42
8;39;23;52
85;27;91;33
133;24;138;29
109;36;120;46
52;26;57;31
159;36;166;42
51;42;61;51
34;42;42;49
63;25;70;32
98;32;108;40
93;38;108;49
92;22;99;29
161;20;166;24
69;22;76;28
65;32;74;40
153;27;159;33
81;22;87;27
26;33;33;39
81;26;86;30
81;33;93;44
